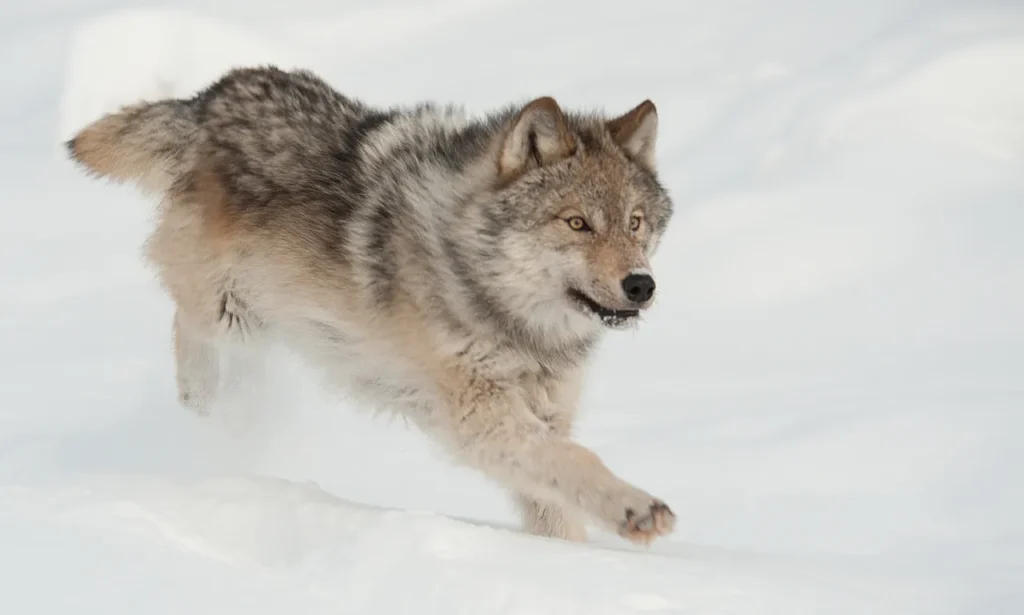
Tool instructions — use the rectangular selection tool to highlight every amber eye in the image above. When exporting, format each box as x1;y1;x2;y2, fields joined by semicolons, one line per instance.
629;215;643;232
566;216;591;232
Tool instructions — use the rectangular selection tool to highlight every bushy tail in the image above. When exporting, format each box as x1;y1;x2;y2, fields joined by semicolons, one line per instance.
65;99;198;195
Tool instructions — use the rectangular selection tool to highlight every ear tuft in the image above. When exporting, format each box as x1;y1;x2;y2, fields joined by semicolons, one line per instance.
606;100;658;170
498;97;576;180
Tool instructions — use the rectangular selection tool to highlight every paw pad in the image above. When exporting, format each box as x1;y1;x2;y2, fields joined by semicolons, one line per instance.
619;500;675;545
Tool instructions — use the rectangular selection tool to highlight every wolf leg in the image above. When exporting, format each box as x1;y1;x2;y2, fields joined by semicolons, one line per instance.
515;493;588;542
511;435;674;545
512;380;589;542
173;311;220;414
440;368;675;545
171;288;265;414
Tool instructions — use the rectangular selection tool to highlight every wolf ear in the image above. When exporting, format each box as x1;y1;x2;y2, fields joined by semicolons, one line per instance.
607;100;658;170
498;97;576;180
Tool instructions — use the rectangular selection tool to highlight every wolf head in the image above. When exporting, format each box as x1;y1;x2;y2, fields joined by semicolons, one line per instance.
456;97;673;351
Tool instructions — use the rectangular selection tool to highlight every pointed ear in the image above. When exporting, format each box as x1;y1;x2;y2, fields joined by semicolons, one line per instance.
498;97;576;180
607;100;658;170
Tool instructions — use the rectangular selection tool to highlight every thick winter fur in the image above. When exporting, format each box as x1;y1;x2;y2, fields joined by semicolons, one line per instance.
67;66;676;544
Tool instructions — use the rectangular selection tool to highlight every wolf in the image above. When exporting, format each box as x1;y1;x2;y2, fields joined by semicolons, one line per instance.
66;65;676;545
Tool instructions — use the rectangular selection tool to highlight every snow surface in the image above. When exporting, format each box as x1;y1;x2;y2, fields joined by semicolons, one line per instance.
2;0;1023;613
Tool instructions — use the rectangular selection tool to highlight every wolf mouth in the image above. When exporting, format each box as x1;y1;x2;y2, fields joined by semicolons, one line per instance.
567;288;640;324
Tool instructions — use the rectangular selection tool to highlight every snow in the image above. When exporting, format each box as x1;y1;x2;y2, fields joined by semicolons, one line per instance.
2;0;1022;613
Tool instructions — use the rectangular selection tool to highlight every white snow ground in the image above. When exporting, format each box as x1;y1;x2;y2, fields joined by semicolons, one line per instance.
2;0;1023;613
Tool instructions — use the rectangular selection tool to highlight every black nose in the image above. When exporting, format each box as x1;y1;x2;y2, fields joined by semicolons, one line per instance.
622;273;656;304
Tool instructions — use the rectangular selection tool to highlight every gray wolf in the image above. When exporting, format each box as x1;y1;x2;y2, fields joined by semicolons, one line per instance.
66;65;676;544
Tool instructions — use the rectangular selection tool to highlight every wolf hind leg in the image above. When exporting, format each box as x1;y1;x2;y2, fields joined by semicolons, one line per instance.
173;312;220;414
170;288;263;414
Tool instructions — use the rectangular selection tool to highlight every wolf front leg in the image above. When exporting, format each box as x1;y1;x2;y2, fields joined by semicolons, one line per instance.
512;369;588;542
514;492;589;542
437;365;676;545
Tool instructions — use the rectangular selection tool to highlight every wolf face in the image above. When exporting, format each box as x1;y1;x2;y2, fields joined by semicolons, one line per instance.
459;97;673;343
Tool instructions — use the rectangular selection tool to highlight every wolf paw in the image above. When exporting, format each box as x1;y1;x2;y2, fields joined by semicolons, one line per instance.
617;499;675;545
179;390;213;415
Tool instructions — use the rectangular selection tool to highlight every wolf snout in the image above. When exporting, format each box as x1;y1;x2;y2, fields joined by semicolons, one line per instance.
621;273;656;305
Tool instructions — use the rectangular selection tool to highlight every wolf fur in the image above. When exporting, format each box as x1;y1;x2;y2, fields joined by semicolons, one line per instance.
66;65;676;544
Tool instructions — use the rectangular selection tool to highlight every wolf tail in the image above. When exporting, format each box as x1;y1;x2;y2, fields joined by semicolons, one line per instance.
65;99;198;195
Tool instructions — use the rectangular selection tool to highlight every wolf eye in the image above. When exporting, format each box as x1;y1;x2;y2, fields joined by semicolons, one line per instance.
566;216;591;232
629;215;643;232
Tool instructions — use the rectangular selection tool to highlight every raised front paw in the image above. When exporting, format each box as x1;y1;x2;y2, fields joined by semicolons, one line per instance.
617;499;676;545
